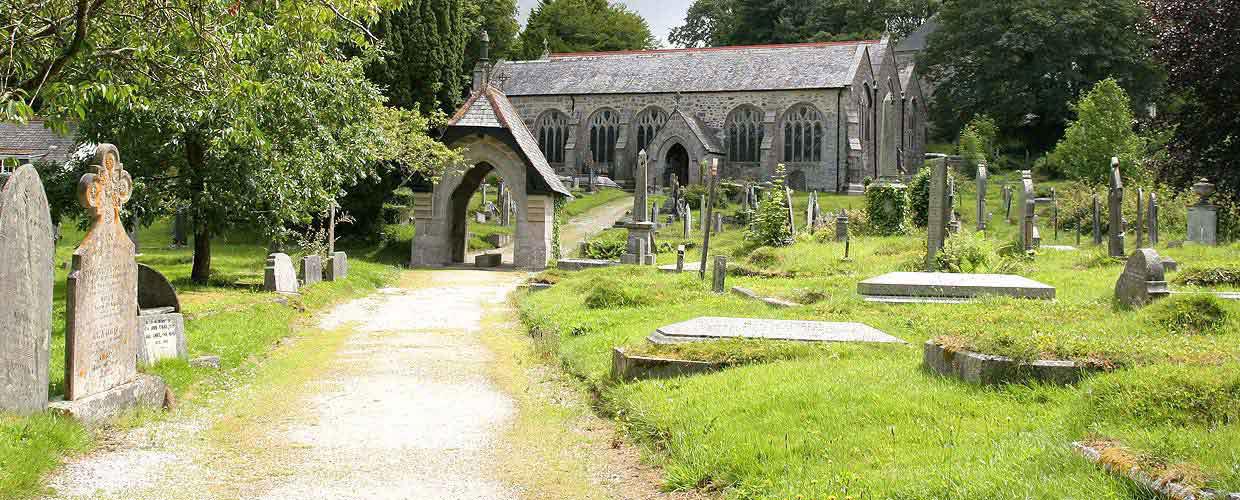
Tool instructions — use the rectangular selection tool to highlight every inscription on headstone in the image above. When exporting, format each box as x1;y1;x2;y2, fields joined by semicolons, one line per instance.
137;313;187;365
65;144;139;401
0;164;55;413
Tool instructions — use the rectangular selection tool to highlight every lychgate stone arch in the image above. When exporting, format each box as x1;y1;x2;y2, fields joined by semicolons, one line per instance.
410;86;571;270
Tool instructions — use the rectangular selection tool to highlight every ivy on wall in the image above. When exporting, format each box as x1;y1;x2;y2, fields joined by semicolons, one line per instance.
864;182;910;236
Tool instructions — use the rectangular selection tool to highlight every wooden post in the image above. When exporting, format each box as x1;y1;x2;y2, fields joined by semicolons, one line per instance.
699;159;718;281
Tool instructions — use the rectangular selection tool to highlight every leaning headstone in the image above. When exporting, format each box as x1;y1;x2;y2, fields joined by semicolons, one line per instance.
136;267;187;365
0;164;54;414
926;159;949;270
325;251;348;281
712;256;727;294
301;254;322;285
1115;248;1170;308
784;187;797;236
64;144;141;401
264;253;298;293
1187;178;1217;245
1108;158;1125;257
975;165;988;231
1148;192;1159;246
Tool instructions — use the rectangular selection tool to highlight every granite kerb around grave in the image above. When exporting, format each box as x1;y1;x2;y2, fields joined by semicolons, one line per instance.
923;340;1101;386
611;347;728;381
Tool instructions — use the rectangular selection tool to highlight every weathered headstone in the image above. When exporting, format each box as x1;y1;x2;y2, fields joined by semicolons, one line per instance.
1092;195;1102;245
712;255;727;293
1115;248;1170;308
1023;199;1037;252
1148;192;1159;246
620;151;657;265
1187;178;1217;245
137;263;180;313
835;210;849;242
136;293;186;367
926;159;948;271
713;213;724;234
682;204;692;239
1018;170;1035;248
975;165;988;231
784;187;796;236
264;253;298;293
325;251;348;281
64;145;140;401
1108;158;1125;257
675;245;685;273
1003;185;1013;222
1135;187;1145;248
301;254;322;285
0;164;54;414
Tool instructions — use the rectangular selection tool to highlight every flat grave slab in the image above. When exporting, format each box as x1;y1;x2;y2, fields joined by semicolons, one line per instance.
648;316;905;345
858;272;1055;300
557;258;618;271
658;261;702;273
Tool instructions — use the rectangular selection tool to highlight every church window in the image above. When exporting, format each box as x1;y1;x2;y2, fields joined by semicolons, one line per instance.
726;106;763;163
782;104;825;162
635;108;668;154
536;111;568;164
588;109;619;165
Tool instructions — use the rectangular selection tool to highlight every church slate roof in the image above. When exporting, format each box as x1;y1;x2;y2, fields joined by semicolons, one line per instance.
447;86;571;197
895;17;939;54
671;108;724;155
494;41;878;96
0;120;77;163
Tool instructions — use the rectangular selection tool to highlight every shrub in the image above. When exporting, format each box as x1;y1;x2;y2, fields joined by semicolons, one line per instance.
1048;78;1146;184
744;165;794;247
908;166;931;227
1174;267;1240;287
583;278;653;309
683;183;728;210
581;230;627;260
1146;295;1231;335
863;182;909;235
957;126;986;177
746;247;782;268
1084;364;1240;426
934;231;996;273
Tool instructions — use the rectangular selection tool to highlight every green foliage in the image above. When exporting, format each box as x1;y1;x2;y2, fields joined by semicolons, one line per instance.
957;125;986;176
583;278;653;309
746;246;782;268
669;0;939;47
368;0;471;113
682;183;728;210
744;166;793;247
515;0;655;60
1146;295;1230;335
464;0;521;68
1085;364;1240;427
582;231;627;260
908;166;931;227
551;194;567;260
626;339;828;365
0;414;91;498
922;0;1161;149
1175;267;1240;287
935;231;996;273
1048;79;1147;184
863;182;909;235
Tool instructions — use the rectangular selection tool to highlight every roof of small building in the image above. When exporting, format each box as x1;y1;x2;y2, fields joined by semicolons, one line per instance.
670;107;724;155
447;86;571;197
0;120;77;163
494;40;879;96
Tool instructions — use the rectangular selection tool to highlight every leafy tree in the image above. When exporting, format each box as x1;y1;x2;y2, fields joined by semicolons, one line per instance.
669;0;938;48
1143;0;1240;203
1048;78;1145;184
957;126;985;174
921;0;1161;150
745;165;793;247
464;0;520;68
514;0;656;59
367;0;471;113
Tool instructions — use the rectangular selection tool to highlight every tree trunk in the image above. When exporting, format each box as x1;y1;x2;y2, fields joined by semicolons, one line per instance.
187;131;211;284
192;226;211;284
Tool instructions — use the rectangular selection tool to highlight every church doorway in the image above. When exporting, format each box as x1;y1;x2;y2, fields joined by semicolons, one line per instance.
663;143;689;186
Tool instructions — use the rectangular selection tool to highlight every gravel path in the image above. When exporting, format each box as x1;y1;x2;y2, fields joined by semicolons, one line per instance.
468;195;633;263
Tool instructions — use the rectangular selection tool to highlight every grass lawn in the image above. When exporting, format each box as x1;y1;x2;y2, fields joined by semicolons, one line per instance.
0;218;403;499
520;173;1240;498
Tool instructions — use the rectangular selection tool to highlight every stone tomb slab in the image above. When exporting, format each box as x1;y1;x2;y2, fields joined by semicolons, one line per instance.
648;316;905;345
858;272;1055;301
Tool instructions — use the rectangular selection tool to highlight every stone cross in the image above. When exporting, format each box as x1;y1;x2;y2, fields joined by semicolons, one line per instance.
1108;157;1125;257
0;164;54;414
65;144;139;401
926;159;948;270
1148;192;1159;246
1135;187;1145;248
975;165;988;231
1188;178;1217;245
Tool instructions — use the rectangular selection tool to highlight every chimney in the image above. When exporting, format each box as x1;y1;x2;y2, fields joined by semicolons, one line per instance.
472;30;491;92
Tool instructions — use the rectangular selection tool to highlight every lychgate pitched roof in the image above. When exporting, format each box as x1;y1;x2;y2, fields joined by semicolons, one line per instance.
446;86;571;197
494;41;879;96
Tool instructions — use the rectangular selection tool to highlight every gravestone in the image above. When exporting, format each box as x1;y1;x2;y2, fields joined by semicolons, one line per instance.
0;164;54;414
858;272;1056;302
301;255;322;285
682;204;692;239
264;253;298;293
712;256;727;293
1018;170;1035;249
135;264;187;367
1187;178;1217;245
1135;188;1145;248
1115;248;1170;308
1003;185;1013;222
675;245;685;273
475;252;502;267
926;159;949;270
713;213;724;234
1148;192;1159;246
1023;199;1036;251
64;144;140;401
1108;158;1125;257
835;210;849;242
649;317;905;345
976;165;988;231
784;187;796;236
620;151;656;265
806;191;817;230
325;251;348;281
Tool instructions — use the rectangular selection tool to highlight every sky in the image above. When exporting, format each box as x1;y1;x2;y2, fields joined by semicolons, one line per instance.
516;0;694;48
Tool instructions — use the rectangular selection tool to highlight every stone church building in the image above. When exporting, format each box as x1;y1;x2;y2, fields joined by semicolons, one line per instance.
489;36;928;193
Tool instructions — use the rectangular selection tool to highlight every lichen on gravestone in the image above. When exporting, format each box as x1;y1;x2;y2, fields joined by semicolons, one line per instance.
0;164;55;414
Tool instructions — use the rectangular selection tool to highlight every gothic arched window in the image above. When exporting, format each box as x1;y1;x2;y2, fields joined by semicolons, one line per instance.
634;108;668;154
782;104;825;162
726;106;763;163
536;111;569;164
588;109;619;165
